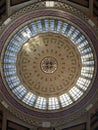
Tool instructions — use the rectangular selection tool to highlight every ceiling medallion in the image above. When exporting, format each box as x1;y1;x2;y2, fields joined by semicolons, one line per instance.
41;56;58;74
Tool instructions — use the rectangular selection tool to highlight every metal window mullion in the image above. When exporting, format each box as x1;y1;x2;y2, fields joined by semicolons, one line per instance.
76;85;85;93
64;24;71;36
41;19;46;32
76;38;86;47
68;93;75;102
80;75;92;80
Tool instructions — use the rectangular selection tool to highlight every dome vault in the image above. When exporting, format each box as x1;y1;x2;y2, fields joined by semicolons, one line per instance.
0;1;98;129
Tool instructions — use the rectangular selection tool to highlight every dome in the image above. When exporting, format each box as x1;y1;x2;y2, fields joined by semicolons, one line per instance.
0;0;98;128
1;17;95;111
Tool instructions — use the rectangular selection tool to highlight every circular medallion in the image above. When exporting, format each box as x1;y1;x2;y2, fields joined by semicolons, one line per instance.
41;56;58;74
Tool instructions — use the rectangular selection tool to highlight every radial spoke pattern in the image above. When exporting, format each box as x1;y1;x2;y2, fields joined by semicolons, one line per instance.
3;18;95;110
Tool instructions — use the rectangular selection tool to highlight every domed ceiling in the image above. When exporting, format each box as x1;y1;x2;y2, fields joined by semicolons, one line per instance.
0;0;98;128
